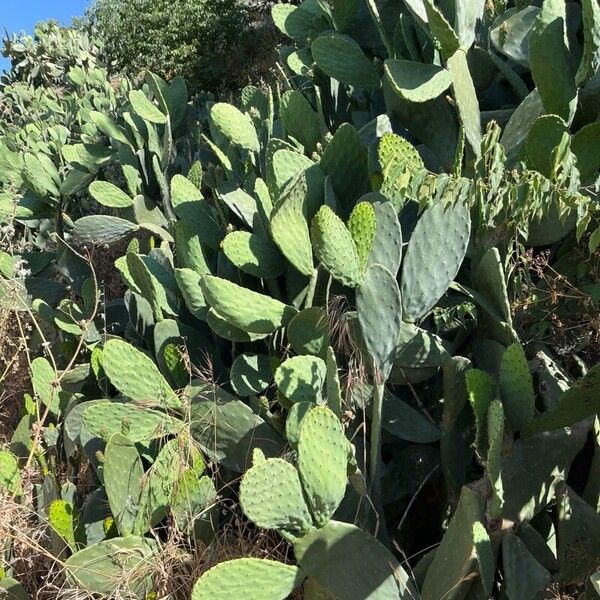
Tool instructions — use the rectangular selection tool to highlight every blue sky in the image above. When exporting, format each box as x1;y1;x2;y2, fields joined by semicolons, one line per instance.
1;1;90;72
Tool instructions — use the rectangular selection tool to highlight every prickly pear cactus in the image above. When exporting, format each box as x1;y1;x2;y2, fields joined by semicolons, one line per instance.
297;406;348;526
192;558;304;600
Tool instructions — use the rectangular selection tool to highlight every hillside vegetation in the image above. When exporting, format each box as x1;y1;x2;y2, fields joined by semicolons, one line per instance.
0;1;599;598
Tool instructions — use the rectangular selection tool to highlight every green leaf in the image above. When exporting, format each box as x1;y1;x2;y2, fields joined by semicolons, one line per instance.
128;90;167;124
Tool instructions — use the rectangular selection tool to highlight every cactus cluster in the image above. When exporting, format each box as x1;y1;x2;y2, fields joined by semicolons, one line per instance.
1;1;600;598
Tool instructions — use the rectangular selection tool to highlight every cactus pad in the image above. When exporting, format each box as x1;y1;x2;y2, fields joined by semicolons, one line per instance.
201;275;297;334
0;450;22;497
274;355;326;404
384;59;453;102
311;205;361;287
499;342;535;431
209;103;260;152
103;339;179;409
49;499;76;550
367;201;403;276
240;458;312;533
298;407;348;526
230;353;273;397
466;369;496;456
347;202;376;274
192;558;304;600
400;192;470;322
89;181;133;208
288;307;330;357
221;230;284;279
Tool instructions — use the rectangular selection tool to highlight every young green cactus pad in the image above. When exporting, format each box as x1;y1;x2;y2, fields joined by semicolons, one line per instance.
274;355;326;404
499;342;535;431
31;356;62;415
0;450;22;497
311;205;362;287
347;201;377;275
103;433;143;535
209;102;260;152
400;191;471;322
297;406;348;526
230;353;273;397
201;275;297;334
293;520;417;600
65;536;159;596
48;499;76;550
524;362;600;436
192;558;304;600
466;368;496;456
280;90;320;153
239;457;313;534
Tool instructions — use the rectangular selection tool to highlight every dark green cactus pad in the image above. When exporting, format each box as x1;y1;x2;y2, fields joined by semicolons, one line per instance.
421;487;486;600
384;59;452;102
501;421;588;523
170;174;223;250
0;577;29;600
557;486;600;584
270;172;315;277
319;123;369;216
357;264;401;379
221;230;285;279
524;362;600;436
209;103;260;153
281;90;321;153
103;433;143;536
65;536;159;596
189;384;284;472
311;205;361;288
490;5;539;67
524;114;567;177
240;457;312;533
272;3;327;40
367;201;403;276
423;0;459;59
502;532;551;599
174;268;208;320
173;221;212;276
528;0;577;123
72;215;138;246
298;406;348;526
201;275;297;334
83;401;182;444
171;469;216;534
347;201;376;275
294;520;417;600
311;32;381;89
103;338;179;409
274;355;326;404
447;49;481;155
230;353;273;397
288;307;330;357
394;323;450;369
206;308;269;343
400;192;470;322
499;342;535;432
192;558;305;600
